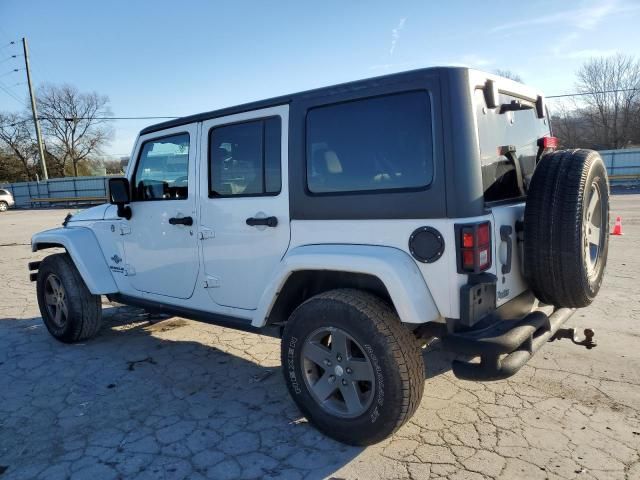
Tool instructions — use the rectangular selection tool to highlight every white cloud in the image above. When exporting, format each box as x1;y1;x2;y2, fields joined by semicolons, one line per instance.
500;1;639;60
491;0;638;33
389;17;407;56
563;48;618;59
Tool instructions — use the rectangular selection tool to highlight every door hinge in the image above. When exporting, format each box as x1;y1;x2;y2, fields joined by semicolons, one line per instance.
198;229;215;240
124;264;136;276
203;275;220;288
120;224;131;235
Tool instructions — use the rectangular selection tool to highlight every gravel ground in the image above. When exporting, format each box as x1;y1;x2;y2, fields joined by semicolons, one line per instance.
0;196;639;480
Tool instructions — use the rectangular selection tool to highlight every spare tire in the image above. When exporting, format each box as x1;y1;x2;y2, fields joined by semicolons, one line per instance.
524;149;609;308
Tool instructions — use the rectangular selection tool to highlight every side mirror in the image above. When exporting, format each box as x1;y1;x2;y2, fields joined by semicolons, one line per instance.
108;177;132;220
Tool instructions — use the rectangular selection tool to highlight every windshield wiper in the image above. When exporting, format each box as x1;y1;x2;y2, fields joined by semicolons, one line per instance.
499;100;534;114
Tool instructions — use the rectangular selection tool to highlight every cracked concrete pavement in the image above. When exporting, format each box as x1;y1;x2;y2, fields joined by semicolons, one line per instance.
0;195;639;480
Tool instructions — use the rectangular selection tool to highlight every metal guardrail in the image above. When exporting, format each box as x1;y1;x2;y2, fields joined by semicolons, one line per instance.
599;148;640;185
1;149;639;209
0;176;110;208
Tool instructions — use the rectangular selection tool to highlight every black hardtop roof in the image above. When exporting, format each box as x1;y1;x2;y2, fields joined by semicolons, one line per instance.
140;66;469;135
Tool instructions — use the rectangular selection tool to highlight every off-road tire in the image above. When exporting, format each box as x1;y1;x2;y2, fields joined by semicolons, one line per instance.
36;253;102;342
0;201;8;212
524;149;609;307
281;289;425;445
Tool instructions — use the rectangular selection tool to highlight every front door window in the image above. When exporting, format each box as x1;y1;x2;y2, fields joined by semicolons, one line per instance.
133;133;190;201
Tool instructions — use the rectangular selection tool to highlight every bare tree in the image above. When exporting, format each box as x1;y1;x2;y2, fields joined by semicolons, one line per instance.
102;158;126;175
574;54;640;149
37;84;113;177
494;69;523;83
0;113;40;181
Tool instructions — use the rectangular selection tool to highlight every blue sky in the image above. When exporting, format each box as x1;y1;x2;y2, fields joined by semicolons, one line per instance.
1;0;639;156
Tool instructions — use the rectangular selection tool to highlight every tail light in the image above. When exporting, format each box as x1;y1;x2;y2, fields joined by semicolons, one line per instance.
537;136;558;150
537;136;558;163
457;222;492;273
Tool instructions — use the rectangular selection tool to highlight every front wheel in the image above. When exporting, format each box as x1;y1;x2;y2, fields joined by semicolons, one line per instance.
281;289;425;446
36;253;102;343
0;201;8;212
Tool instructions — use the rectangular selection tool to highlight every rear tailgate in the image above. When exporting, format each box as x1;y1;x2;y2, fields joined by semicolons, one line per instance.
490;202;528;306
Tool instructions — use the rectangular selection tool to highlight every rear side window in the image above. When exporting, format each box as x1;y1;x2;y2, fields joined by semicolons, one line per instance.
475;89;550;202
209;117;281;197
133;133;190;201
306;91;433;194
0;189;8;195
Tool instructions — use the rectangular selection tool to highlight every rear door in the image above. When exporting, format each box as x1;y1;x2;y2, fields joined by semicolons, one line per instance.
199;106;290;310
473;88;550;305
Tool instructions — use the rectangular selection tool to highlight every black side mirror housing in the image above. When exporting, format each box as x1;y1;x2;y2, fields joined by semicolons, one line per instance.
108;177;132;220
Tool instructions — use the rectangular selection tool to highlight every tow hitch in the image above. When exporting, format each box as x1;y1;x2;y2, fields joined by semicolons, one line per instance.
550;328;596;349
441;308;577;381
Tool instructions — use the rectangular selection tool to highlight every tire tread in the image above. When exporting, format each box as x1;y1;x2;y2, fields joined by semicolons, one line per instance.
282;288;424;444
524;149;609;307
37;253;102;342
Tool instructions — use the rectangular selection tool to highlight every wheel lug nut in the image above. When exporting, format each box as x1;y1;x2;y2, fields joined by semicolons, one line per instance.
346;367;352;374
328;375;336;383
342;379;347;386
336;354;342;362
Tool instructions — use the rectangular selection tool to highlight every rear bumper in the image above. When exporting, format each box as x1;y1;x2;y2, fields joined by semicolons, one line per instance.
441;307;575;381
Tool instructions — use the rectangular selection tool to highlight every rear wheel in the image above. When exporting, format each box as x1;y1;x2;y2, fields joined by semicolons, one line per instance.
36;253;102;342
281;289;425;445
524;149;610;307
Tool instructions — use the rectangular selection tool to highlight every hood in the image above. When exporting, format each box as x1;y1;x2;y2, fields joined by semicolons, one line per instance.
67;204;111;223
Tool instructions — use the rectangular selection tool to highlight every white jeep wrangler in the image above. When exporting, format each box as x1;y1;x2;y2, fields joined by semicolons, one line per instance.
30;67;609;446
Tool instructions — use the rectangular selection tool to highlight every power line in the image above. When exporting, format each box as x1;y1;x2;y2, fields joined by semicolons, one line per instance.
0;78;25;93
39;116;180;121
0;80;28;108
0;68;22;78
547;87;640;98
0;115;179;129
0;55;20;64
0;118;31;128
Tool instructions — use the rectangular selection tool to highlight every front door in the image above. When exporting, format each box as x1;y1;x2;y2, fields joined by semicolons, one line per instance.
199;106;290;310
123;125;200;299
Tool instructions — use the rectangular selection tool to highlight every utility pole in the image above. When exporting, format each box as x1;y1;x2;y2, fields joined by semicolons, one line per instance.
22;37;48;180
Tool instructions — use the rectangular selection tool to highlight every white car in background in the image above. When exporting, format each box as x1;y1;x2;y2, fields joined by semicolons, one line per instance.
0;189;15;212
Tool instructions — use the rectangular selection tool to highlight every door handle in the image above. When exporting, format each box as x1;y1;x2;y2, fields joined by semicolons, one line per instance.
246;216;278;227
500;225;513;274
169;216;193;226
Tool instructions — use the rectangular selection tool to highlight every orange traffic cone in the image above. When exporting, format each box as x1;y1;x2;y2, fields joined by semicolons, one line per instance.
611;216;623;235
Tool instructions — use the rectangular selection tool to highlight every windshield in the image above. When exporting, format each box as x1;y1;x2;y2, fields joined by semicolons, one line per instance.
474;89;551;202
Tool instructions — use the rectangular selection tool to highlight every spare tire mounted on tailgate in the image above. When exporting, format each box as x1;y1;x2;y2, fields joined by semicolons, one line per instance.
524;149;610;308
